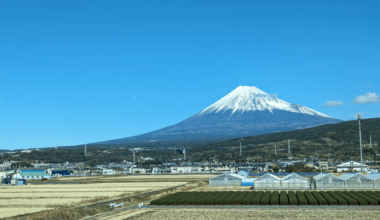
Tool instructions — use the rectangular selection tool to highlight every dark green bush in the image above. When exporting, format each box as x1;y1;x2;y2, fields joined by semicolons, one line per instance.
280;191;288;205
260;191;271;205
288;191;298;205
162;192;188;205
176;192;200;205
242;192;256;205
319;191;338;205
251;191;264;205
327;192;348;205
370;191;380;198
362;191;380;202
222;192;240;205
203;192;224;205
350;191;378;205
343;192;368;205
194;192;215;205
270;191;279;205
311;191;328;205
335;191;358;205
304;191;318;205
232;192;248;205
296;191;308;205
213;192;234;205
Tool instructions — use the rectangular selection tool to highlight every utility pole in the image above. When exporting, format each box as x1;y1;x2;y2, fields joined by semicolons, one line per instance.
275;143;277;156
84;145;87;156
133;151;136;165
356;114;363;173
240;141;242;156
288;139;291;155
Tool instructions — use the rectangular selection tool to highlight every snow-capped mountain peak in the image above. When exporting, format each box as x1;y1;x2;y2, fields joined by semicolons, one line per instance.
201;86;331;118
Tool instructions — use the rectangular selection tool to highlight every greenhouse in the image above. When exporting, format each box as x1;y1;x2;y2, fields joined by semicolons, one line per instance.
313;173;344;190
209;173;245;187
340;173;373;189
253;173;281;189
281;173;310;189
366;173;380;189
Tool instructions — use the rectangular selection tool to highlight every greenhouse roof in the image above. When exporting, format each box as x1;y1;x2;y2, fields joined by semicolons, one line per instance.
314;173;343;181
281;173;307;181
340;173;370;180
209;173;246;180
254;173;281;181
365;173;380;180
339;173;355;180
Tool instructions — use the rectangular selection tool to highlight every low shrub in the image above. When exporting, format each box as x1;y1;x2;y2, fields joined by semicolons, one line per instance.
232;192;248;205
303;191;318;205
270;191;279;205
370;191;380;198
335;191;358;205
319;191;338;205
203;192;224;205
260;191;271;205
327;191;348;205
288;191;298;205
159;192;186;205
194;192;215;205
280;191;288;205
213;192;234;205
296;191;308;205
350;191;378;205
311;191;328;205
343;192;368;205
242;192;256;205
362;191;380;202
185;192;207;205
251;191;264;205
222;192;240;205
176;192;199;205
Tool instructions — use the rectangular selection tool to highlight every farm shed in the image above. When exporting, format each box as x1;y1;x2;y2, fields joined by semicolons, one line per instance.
281;173;310;189
366;173;380;189
14;168;51;180
314;173;344;190
237;169;248;178
340;173;373;189
209;173;245;186
242;178;255;186
253;173;281;189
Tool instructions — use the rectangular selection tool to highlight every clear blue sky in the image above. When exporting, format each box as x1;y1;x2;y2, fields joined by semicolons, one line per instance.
1;1;379;149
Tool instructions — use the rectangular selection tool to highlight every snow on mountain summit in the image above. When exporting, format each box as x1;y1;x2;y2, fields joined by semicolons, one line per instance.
201;86;331;118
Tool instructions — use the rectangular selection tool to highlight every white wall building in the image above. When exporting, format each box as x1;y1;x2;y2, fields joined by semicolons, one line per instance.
102;168;115;175
337;161;368;172
170;166;201;174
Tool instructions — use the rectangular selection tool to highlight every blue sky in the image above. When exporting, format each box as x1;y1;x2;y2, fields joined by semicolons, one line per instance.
1;0;379;149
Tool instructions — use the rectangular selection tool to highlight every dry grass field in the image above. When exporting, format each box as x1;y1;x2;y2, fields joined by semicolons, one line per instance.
109;209;380;220
56;174;215;182
0;181;186;219
188;185;252;191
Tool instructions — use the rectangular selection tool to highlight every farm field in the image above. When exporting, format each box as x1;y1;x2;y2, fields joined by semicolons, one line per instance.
0;182;185;219
150;190;380;206
112;209;380;220
54;174;217;182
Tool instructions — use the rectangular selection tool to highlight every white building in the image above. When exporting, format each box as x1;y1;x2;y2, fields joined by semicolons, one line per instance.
102;168;115;175
170;166;201;174
337;161;368;172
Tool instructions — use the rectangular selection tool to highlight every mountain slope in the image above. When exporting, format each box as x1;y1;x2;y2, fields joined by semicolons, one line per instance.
92;86;343;144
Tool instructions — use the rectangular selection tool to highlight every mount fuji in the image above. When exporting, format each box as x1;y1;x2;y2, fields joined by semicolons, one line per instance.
93;86;343;144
